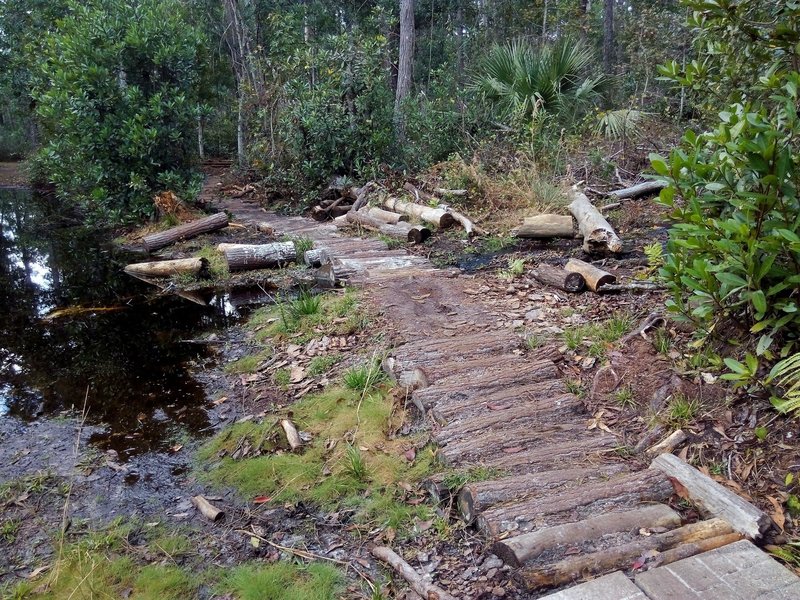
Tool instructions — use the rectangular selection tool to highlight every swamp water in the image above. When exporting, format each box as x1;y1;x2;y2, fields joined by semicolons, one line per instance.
0;187;244;460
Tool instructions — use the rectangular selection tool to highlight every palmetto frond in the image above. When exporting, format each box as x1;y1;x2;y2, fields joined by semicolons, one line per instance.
596;109;647;139
766;352;800;415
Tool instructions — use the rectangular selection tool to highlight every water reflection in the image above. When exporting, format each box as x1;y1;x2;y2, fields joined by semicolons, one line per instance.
0;187;240;458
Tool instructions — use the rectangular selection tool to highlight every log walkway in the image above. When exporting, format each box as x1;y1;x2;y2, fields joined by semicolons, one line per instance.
214;193;798;598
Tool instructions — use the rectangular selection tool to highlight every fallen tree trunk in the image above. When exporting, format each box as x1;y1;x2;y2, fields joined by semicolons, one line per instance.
346;211;430;244
366;206;408;224
493;504;681;567
191;495;225;521
304;248;331;267
218;241;296;271
530;264;585;293
651;453;773;539
514;215;575;239
609;180;666;200
371;546;456;600
142;213;229;252
514;518;737;591
564;258;616;292
568;192;622;253
385;193;455;229
402;182;479;235
124;257;208;278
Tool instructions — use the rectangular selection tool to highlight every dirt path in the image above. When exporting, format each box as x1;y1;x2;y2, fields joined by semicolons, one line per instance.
211;194;798;598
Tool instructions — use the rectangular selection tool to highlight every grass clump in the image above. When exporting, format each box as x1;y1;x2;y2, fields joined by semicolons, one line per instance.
343;360;386;391
274;367;291;389
307;354;341;377
614;386;636;408
442;466;505;491
221;562;344;600
562;311;634;355
652;328;671;355
525;334;545;350
195;244;229;280
225;349;271;375
666;394;702;426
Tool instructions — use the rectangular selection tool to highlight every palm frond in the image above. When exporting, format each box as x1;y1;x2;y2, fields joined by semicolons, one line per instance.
596;109;647;140
766;352;800;415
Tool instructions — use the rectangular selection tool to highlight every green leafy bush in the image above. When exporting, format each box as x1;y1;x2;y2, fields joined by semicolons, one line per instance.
31;0;204;222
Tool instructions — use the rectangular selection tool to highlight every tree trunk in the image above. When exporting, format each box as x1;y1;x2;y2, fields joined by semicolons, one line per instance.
568;192;623;253
124;258;208;279
603;0;614;75
197;113;204;160
564;258;616;292
141;213;229;252
609;180;666;200
219;241;297;271
236;92;246;167
394;0;415;142
530;264;585;292
514;215;575;238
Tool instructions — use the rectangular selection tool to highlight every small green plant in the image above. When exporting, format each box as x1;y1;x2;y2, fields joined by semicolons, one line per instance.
652;328;671;355
769;541;800;569
0;519;20;543
708;461;725;476
289;289;322;319
274;368;291;388
508;258;525;276
196;245;229;280
225;351;269;375
291;236;314;257
643;242;664;270
565;379;586;398
342;362;386;391
614;386;636;408
378;234;403;250
344;445;369;482
666;394;701;426
484;235;515;252
563;327;584;351
525;334;545;350
765;352;800;415
754;426;769;441
596;312;634;342
442;466;504;491
307;355;340;377
588;340;606;359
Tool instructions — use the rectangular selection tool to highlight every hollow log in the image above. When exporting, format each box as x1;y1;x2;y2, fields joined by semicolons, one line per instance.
304;248;331;268
514;215;575;239
494;504;682;567
568;192;622;253
124;257;208;278
366;206;408;224
219;241;296;271
458;464;631;524
141;213;229;252
345;211;430;244
384;194;456;228
564;258;616;292
514;518;737;591
530;264;585;293
280;419;302;450
609;180;666;200
371;546;456;600
651;453;773;539
191;495;225;521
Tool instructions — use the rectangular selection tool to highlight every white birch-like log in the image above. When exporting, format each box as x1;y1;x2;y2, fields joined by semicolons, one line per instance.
568;191;623;253
191;495;225;521
384;195;455;228
565;258;616;292
304;248;331;267
218;241;296;271
609;180;666;200
366;206;408;224
124;258;207;278
515;214;575;238
280;419;302;450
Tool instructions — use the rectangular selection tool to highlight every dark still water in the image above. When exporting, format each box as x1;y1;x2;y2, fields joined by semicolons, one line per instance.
0;187;239;458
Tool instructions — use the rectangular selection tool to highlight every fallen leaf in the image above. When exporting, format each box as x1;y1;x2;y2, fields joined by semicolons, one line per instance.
767;496;786;531
668;477;690;500
253;496;271;504
170;444;183;453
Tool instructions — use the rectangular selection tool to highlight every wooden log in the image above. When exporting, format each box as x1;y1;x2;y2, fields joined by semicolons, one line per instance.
124;257;207;278
434;187;467;196
514;518;736;591
315;261;356;287
304;248;331;267
564;258;616;292
191;495;224;521
385;193;456;228
651;453;773;539
366;206;408;224
649;532;743;568
494;504;682;567
329;204;352;218
514;215;575;239
609;180;666;200
371;546;456;600
568;192;623;253
346;211;430;244
255;221;274;235
280;419;302;450
530;264;585;293
402;182;478;234
646;429;687;456
141;212;228;252
484;435;619;475
350;181;377;213
219;241;296;271
458;464;631;524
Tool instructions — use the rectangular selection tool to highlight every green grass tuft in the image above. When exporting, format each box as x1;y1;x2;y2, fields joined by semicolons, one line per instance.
221;562;344;600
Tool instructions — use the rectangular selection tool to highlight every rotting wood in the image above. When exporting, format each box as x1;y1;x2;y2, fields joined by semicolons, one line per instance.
609;180;666;200
493;504;682;567
514;518;736;591
345;210;431;244
651;453;773;539
476;469;674;536
385;193;456;229
648;532;744;568
191;495;225;521
141;212;229;252
371;546;457;600
568;191;622;253
124;257;208;278
647;429;687;456
530;264;585;293
433;187;467;196
280;419;302;450
457;464;631;524
514;215;575;239
565;258;616;292
366;206;408;224
315;260;357;287
219;241;296;270
304;248;331;267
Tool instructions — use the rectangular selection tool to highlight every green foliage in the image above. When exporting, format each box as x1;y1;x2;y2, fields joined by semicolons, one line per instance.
596;109;646;140
31;0;204;222
474;38;606;129
666;394;701;427
221;562;344;600
344;445;369;482
643;242;664;269
342;360;386;391
614;386;636;409
766;353;800;415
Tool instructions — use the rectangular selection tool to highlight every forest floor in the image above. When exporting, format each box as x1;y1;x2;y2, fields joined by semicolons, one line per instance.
2;158;799;599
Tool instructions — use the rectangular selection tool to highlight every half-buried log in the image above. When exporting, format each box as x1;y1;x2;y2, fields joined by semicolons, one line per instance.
218;241;296;271
515;215;575;239
530;264;585;293
514;518;738;591
366;206;408;224
651;453;773;539
493;504;681;567
564;258;616;292
568;192;622;253
609;180;666;200
124;257;208;278
142;212;228;252
346;211;430;244
384;194;456;229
